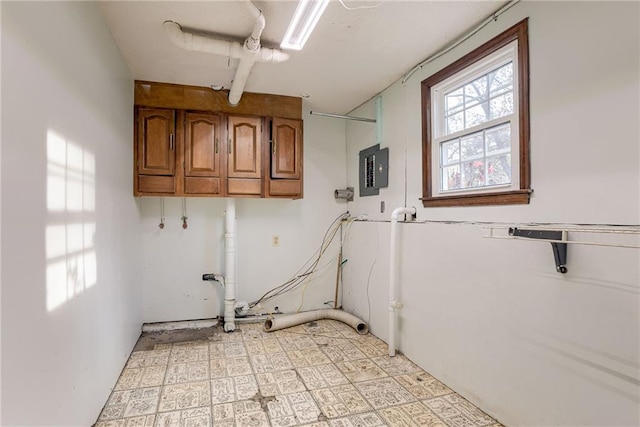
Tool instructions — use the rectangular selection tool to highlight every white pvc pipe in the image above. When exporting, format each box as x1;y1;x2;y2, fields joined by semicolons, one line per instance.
389;206;416;356
228;53;257;106
163;20;288;63
224;199;236;332
244;0;265;52
163;8;289;106
163;21;244;58
264;309;369;335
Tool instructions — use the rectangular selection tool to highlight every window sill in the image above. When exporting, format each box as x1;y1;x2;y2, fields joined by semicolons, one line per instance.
421;189;532;207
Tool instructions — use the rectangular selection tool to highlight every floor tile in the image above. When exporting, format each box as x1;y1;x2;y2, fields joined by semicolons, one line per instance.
311;384;372;418
267;391;322;425
158;381;211;412
297;364;350;390
96;319;501;427
165;361;208;384
154;406;211;427
355;378;416;409
336;359;388;383
395;371;453;399
378;401;447;426
328;411;386;426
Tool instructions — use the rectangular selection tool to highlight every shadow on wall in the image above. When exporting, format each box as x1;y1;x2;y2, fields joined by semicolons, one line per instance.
45;129;98;311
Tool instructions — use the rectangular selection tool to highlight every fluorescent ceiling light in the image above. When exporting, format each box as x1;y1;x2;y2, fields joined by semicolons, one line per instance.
280;0;330;51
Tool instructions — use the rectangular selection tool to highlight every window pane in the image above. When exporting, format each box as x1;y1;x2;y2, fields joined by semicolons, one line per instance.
446;111;464;134
460;132;484;161
487;155;512;185
445;88;464;116
490;92;514;120
489;63;513;96
464;76;488;108
461;160;485;188
486;124;511;154
442;165;461;191
441;139;460;165
465;103;489;128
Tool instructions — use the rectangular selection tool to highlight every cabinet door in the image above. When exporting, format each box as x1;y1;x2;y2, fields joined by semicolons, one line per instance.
271;118;302;179
228;116;261;179
137;108;175;175
185;112;221;177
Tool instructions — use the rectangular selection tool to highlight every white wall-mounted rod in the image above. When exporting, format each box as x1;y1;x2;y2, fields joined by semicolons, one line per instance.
388;206;416;357
484;225;640;235
484;226;640;249
310;111;376;123
484;235;640;249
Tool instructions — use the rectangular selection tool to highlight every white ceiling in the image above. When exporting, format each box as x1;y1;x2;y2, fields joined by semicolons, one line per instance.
99;0;506;114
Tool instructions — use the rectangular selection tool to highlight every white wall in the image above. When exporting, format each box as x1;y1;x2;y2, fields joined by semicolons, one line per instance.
140;105;348;322
1;2;141;425
343;2;640;426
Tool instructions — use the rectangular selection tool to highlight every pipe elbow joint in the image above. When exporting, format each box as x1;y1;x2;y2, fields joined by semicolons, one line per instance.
391;206;416;221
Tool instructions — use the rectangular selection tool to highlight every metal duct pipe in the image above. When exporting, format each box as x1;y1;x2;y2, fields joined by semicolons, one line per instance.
264;309;369;335
389;206;416;356
223;199;237;332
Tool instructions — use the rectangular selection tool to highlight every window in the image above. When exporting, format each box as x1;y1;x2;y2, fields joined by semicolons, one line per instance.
421;19;531;207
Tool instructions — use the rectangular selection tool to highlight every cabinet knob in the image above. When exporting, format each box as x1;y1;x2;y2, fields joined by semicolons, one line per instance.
273;139;277;155
169;134;175;150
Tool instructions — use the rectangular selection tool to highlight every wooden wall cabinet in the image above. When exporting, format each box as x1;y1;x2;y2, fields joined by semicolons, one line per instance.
184;112;223;195
133;82;303;199
268;118;303;198
227;116;262;196
135;108;176;194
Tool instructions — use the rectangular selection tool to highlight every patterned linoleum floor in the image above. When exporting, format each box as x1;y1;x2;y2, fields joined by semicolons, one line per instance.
95;319;502;427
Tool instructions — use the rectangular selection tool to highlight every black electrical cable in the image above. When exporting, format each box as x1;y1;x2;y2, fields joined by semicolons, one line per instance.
249;212;349;308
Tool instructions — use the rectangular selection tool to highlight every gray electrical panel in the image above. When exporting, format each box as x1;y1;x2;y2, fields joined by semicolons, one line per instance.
359;144;389;197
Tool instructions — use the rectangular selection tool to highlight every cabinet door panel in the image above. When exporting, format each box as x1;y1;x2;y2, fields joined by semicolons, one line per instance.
185;113;221;177
228;116;261;179
272;118;302;179
137;108;175;175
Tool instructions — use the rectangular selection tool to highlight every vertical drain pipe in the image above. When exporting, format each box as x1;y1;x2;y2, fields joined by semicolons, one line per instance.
224;199;237;332
389;206;416;356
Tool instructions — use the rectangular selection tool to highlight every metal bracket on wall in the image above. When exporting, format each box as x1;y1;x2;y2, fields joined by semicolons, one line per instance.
509;227;568;274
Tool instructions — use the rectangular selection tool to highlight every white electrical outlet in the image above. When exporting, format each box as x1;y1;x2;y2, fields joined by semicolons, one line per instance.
272;235;280;246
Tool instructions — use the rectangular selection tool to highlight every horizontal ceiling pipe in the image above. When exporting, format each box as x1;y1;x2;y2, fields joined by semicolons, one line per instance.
164;1;290;106
163;21;289;64
163;21;244;58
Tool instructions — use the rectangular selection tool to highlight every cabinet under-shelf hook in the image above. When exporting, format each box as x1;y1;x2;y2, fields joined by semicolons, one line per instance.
159;197;165;229
181;197;188;229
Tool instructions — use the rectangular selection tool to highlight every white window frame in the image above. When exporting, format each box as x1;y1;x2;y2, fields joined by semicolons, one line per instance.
420;18;531;208
431;41;519;197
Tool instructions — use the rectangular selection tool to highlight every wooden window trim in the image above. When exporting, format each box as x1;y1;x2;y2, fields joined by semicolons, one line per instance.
421;18;531;208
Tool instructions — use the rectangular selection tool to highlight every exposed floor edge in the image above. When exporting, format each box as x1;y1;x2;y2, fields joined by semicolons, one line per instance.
141;318;219;332
140;315;278;333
